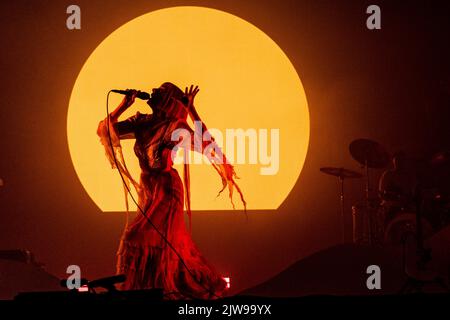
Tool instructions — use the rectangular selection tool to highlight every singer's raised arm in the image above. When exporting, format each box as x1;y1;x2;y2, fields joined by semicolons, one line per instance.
97;91;138;141
96;91;141;193
96;91;141;170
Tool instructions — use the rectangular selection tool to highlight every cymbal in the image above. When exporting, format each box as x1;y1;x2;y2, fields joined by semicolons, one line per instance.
320;167;363;179
349;139;390;169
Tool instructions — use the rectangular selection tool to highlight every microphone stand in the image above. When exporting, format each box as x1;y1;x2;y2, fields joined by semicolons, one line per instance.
399;187;448;293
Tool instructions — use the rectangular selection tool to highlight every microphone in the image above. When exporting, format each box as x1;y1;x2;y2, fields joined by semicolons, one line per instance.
111;89;150;100
88;274;126;289
59;274;126;292
60;278;89;289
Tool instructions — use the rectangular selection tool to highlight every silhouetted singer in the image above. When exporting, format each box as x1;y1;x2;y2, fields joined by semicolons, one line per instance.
97;83;245;299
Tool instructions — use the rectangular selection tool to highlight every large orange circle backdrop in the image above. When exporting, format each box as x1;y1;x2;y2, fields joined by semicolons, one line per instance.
67;6;309;212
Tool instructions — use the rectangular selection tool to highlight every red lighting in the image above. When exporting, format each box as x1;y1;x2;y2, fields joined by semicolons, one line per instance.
77;285;89;292
223;277;231;289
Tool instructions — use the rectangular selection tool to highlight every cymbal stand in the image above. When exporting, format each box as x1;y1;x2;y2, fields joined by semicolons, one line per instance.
364;160;372;245
339;175;345;244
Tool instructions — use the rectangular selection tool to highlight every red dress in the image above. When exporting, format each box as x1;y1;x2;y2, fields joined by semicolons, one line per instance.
97;83;245;299
98;111;227;299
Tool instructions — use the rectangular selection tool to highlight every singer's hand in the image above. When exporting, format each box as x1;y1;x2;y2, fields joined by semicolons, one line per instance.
111;90;139;121
123;89;139;105
184;85;199;110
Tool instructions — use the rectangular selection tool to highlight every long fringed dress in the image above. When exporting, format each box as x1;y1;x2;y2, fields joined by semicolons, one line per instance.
97;102;243;299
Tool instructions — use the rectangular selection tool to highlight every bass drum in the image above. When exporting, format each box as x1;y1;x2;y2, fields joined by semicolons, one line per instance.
383;212;433;245
352;202;384;245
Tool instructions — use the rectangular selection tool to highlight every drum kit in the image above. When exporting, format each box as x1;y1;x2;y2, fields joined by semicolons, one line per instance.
320;139;450;246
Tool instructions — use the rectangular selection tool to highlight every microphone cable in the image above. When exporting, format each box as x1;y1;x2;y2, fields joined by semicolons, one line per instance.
106;90;224;299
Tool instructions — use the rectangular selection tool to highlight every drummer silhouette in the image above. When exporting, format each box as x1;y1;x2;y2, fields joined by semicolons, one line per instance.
379;152;417;220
